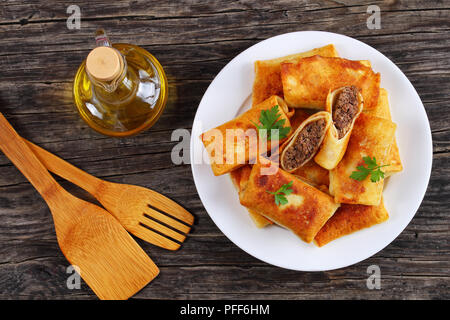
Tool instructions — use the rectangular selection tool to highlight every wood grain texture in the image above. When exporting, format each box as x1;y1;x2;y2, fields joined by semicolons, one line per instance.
24;139;194;250
0;0;449;299
0;113;160;300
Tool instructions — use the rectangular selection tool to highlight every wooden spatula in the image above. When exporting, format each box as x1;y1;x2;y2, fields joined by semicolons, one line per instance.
0;113;159;300
23;139;194;251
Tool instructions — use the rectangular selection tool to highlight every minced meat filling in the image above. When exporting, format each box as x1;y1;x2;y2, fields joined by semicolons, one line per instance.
333;86;359;139
282;119;326;171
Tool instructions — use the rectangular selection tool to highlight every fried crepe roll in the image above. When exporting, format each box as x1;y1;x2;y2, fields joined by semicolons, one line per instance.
280;111;332;172
200;95;292;176
367;88;391;119
239;163;340;243
314;198;389;247
252;44;339;106
260;95;291;115
315;86;364;170
386;142;402;177
329;113;396;206
261;121;330;189
280;56;380;110
364;88;402;176
277;109;329;188
230;165;273;228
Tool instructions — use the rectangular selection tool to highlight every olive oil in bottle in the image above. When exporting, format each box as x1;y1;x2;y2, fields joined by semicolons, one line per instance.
73;29;168;137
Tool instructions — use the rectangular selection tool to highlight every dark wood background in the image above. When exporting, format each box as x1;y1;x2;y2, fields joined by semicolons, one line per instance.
0;0;448;300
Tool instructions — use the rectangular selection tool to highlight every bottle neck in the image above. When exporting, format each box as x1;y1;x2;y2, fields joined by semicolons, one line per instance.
95;28;111;48
86;28;127;93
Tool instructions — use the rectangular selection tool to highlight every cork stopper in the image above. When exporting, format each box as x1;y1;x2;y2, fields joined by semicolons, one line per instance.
86;46;122;82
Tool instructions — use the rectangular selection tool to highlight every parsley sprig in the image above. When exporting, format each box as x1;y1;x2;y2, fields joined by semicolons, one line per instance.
266;181;293;206
251;105;291;141
350;156;390;183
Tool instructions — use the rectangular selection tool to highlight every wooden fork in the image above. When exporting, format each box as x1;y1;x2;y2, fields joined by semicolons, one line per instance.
0;113;159;300
24;139;194;251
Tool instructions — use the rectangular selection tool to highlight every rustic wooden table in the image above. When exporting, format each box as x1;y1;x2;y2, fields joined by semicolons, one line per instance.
0;0;448;300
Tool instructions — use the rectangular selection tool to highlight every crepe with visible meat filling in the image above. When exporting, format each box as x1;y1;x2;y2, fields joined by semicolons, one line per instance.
230;165;273;228
314;198;389;247
280;56;380;111
364;88;402;175
280;111;332;172
329;113;396;205
314;90;396;245
200;95;292;176
277;109;329;188
232;107;328;228
315;86;363;170
239;163;340;243
252;44;339;106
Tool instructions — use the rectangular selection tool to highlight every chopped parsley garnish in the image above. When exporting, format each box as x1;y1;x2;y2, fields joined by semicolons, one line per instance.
252;105;291;141
267;181;293;206
350;156;390;183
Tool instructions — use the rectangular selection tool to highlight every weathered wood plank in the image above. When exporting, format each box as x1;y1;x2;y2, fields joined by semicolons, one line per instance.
1;0;448;24
0;260;448;300
0;3;449;57
1;35;450;83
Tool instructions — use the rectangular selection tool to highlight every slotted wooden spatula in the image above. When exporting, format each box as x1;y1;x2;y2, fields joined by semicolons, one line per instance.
0;113;159;300
23;139;194;251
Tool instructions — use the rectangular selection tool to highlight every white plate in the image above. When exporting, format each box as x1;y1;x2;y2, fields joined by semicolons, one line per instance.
190;31;432;271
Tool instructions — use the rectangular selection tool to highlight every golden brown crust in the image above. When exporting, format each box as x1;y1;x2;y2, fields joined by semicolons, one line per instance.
291;160;330;188
364;88;402;175
230;165;273;228
367;88;391;119
289;109;315;132
252;45;339;106
281;56;380;111
240;163;340;243
314;199;389;247
230;165;253;192
386;142;402;176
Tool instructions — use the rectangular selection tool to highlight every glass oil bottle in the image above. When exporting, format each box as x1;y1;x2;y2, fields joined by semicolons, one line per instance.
73;29;168;137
